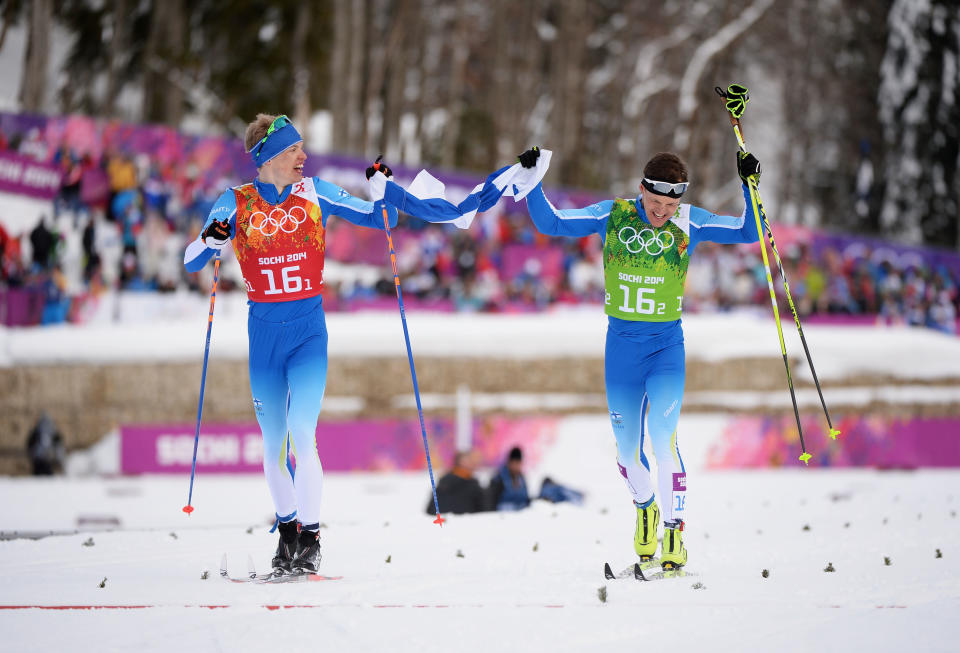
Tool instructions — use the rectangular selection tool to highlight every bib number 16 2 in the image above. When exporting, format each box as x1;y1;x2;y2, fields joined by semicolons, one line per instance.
617;284;681;315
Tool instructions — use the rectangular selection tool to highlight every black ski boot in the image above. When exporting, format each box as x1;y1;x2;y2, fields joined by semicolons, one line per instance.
271;519;299;573
292;528;322;573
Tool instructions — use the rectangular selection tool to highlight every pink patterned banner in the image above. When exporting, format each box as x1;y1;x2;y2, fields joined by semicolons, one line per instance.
0;150;62;199
707;415;960;469
121;424;263;474
120;416;560;474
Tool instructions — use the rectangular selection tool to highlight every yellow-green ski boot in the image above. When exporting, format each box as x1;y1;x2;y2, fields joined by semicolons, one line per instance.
633;499;660;561
661;521;687;570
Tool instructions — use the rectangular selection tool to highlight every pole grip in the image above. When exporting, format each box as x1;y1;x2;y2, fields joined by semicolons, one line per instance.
716;84;747;139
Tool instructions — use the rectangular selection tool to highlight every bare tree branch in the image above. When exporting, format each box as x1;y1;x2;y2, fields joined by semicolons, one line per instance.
673;0;775;151
622;25;694;118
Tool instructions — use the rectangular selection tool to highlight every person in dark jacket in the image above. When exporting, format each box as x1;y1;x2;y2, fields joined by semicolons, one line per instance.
487;446;531;511
27;412;65;476
426;450;485;515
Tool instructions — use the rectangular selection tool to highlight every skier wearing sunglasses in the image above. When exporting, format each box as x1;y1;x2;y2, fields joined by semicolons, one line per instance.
517;146;761;570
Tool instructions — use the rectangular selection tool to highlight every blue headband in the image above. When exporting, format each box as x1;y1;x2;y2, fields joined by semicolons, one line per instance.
250;123;303;167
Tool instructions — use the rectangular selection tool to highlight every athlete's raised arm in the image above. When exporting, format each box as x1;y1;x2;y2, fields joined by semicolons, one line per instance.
687;152;762;252
310;176;398;230
519;148;611;239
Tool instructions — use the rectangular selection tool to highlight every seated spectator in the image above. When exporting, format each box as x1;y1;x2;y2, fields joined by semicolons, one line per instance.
27;412;65;475
486;446;530;511
425;450;485;516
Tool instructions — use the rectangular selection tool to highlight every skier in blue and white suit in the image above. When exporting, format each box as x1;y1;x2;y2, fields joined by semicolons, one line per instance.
517;147;762;569
185;113;546;576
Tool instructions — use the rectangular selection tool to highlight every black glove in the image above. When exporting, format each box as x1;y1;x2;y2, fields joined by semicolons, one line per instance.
737;151;761;184
365;155;392;180
202;219;231;242
517;147;540;169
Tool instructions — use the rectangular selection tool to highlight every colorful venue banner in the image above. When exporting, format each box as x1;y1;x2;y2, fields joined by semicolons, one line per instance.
0;111;257;195
707;415;960;469
0;150;62;199
0;111;560;212
120;416;560;475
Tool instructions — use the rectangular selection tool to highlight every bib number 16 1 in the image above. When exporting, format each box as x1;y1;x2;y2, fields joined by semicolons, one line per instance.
262;265;312;295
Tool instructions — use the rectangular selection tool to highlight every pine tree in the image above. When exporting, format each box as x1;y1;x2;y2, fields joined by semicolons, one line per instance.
878;0;960;248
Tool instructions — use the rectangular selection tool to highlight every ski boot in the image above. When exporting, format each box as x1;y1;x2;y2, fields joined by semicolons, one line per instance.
292;527;322;573
271;519;300;573
661;520;687;570
633;499;660;561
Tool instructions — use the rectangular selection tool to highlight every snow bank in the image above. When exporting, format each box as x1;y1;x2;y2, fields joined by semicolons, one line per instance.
3;306;959;382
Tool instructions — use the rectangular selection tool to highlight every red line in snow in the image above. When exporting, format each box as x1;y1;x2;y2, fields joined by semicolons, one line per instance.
0;606;228;610
0;604;570;610
0;602;915;612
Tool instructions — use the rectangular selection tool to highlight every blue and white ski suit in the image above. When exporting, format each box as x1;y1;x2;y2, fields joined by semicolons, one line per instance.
524;183;760;523
185;172;510;527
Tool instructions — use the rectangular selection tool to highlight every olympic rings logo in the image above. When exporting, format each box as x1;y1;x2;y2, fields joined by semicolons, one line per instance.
249;206;307;237
618;226;674;255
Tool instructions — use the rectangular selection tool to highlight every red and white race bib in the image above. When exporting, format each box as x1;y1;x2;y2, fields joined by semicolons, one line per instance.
232;179;326;302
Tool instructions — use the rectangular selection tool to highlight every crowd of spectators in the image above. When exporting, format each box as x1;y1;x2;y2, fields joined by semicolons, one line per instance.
327;209;960;334
0;122;957;335
0;124;231;324
683;240;959;334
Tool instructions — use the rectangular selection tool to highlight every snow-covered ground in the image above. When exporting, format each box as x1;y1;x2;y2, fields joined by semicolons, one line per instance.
2;310;959;651
1;414;958;652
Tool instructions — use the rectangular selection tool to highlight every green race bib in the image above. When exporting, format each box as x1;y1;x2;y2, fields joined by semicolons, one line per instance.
603;199;690;322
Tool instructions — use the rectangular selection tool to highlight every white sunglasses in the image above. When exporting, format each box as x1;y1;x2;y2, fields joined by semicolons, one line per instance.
642;178;689;196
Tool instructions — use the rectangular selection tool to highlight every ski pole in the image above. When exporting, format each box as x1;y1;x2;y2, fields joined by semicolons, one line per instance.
183;252;221;514
749;186;841;442
714;86;812;465
716;85;840;444
379;200;445;526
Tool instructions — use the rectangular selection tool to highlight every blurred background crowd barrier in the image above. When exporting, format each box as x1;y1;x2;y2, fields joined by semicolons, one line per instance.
0;111;957;335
